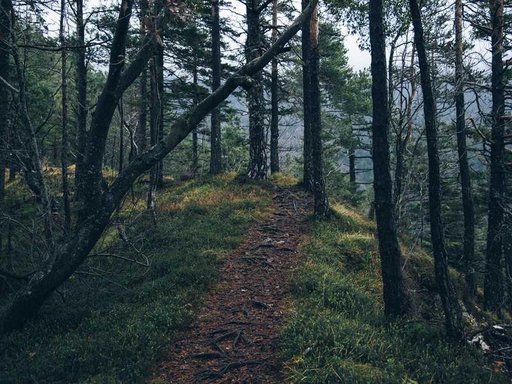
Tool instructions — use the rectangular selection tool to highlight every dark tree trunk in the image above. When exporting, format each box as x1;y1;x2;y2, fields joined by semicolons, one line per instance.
192;63;199;174
246;0;267;180
270;0;279;174
484;0;506;314
74;0;87;201
209;0;222;175
308;5;329;217
118;101;124;174
349;140;356;184
134;69;147;157
302;0;312;188
148;44;164;209
0;0;317;333
454;0;476;299
0;0;10;255
369;0;411;317
410;0;463;338
132;1;148;161
59;0;71;232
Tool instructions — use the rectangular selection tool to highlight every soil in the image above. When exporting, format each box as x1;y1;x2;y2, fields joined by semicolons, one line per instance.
149;186;312;383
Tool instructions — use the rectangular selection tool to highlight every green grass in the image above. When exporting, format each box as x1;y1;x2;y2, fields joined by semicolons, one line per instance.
280;203;506;383
0;173;272;383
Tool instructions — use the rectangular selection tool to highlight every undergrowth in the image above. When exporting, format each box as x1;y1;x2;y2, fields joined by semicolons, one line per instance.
0;173;272;383
280;202;506;383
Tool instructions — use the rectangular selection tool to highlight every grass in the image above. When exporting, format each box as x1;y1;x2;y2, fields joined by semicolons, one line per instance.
0;173;272;383
280;202;507;383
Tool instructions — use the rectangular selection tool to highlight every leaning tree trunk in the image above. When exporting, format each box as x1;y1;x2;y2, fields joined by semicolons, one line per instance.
410;0;463;338
308;5;329;217
270;0;280;174
484;0;506;315
246;0;267;180
454;0;476;299
302;0;313;188
209;0;222;175
369;0;411;317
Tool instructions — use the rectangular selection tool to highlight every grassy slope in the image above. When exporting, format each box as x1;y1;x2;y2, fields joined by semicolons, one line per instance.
280;202;506;383
0;174;272;383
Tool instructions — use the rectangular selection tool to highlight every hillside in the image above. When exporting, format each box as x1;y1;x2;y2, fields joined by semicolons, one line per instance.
0;175;506;383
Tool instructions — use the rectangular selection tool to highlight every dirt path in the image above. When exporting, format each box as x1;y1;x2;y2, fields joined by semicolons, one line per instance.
150;187;312;383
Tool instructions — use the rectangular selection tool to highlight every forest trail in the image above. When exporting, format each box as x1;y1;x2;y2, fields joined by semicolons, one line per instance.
150;186;312;383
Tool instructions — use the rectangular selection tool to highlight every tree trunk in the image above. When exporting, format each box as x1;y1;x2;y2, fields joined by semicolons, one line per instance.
209;0;222;175
118;100;124;174
246;0;267;180
369;0;411;317
484;0;506;315
74;0;87;201
308;5;329;217
302;0;313;188
410;0;463;338
60;0;71;231
270;0;280;174
192;63;199;174
0;0;10;256
454;0;476;299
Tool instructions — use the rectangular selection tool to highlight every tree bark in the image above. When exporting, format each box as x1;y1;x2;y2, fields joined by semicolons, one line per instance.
308;5;329;217
369;0;411;317
246;0;267;180
302;0;312;188
148;43;164;209
410;0;463;338
454;0;476;299
74;0;87;201
0;0;11;255
59;0;71;231
484;0;506;314
270;0;280;174
209;0;222;175
0;0;318;333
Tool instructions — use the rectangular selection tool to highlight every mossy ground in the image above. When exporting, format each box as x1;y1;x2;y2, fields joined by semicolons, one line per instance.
0;173;272;383
280;203;506;383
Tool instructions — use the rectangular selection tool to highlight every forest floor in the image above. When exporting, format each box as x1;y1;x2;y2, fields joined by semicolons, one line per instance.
150;186;312;383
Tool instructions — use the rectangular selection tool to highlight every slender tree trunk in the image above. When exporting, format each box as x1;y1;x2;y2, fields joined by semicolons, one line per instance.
484;0;506;314
302;0;312;188
59;0;71;231
132;1;148;161
134;69;147;157
118;101;124;174
410;0;463;338
74;0;87;202
454;0;476;299
369;0;411;317
349;130;356;184
148;46;163;210
209;0;222;174
270;0;280;174
246;0;267;180
309;5;329;217
192;63;199;174
0;0;10;255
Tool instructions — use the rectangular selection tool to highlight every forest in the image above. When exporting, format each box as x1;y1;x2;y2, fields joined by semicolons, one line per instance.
0;0;511;382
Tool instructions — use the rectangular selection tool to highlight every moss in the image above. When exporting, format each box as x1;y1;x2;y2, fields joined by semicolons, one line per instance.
281;200;507;384
0;174;272;383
